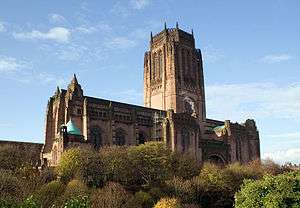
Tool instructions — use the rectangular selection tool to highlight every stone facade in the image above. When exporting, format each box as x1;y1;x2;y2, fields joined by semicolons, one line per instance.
42;25;260;166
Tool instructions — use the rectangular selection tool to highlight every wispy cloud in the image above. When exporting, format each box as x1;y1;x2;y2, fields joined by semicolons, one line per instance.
0;21;5;32
206;82;300;121
0;55;30;73
104;37;137;49
130;0;150;10
263;148;300;164
110;2;131;17
265;132;300;140
49;13;66;24
202;45;225;63
111;0;151;17
13;27;71;43
260;54;294;64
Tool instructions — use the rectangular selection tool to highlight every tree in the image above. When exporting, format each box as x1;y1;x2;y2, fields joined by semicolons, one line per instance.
100;146;132;186
0;145;25;171
154;197;182;208
134;191;154;208
57;148;82;182
169;152;200;179
0;169;25;204
77;149;104;188
33;180;65;208
235;171;300;208
90;182;140;208
128;142;172;187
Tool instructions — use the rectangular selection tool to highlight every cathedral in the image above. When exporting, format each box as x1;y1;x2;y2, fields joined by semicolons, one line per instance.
42;24;260;166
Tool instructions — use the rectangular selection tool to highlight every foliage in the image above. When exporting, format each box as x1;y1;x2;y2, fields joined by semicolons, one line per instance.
169;152;200;179
55;179;90;206
0;169;25;204
57;148;82;182
0;145;26;171
99;146;132;186
33;180;65;208
134;191;154;208
235;171;300;208
154;197;182;208
62;195;90;208
20;196;38;208
90;182;140;208
128;142;172;187
77;149;104;188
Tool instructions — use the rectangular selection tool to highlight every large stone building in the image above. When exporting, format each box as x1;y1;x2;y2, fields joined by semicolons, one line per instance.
42;24;260;166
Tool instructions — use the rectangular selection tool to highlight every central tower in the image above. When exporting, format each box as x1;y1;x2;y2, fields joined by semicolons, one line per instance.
144;23;206;122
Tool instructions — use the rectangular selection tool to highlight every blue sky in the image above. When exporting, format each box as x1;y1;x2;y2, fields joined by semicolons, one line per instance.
0;0;299;164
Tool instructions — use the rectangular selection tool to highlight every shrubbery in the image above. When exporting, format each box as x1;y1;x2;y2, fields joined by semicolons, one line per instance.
0;141;299;207
235;171;300;208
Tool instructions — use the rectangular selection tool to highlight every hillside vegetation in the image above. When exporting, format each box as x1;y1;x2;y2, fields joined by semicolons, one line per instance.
0;142;299;208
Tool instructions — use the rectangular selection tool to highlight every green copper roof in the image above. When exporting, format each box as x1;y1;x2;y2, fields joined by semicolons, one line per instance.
66;120;81;135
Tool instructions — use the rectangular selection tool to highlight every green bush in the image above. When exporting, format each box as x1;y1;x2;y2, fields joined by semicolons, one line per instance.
57;148;82;182
33;180;65;207
0;145;25;171
77;149;104;188
170;152;200;179
235;171;300;208
128;142;172;187
63;195;90;208
100;146;132;186
134;191;154;208
154;197;182;208
55;179;90;206
90;182;140;208
0;169;25;204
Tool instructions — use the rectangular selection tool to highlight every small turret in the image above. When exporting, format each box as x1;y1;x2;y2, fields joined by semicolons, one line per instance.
176;22;179;29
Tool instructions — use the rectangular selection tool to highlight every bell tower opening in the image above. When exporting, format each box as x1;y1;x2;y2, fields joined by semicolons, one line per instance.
143;23;206;122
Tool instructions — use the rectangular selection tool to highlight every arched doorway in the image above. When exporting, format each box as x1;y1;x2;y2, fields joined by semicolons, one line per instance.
90;127;102;150
207;154;226;166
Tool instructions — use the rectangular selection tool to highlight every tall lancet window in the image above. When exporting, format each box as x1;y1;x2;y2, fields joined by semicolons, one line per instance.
187;50;192;77
152;52;158;80
181;49;186;75
158;50;163;79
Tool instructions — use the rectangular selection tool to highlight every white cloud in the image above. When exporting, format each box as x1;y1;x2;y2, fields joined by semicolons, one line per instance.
110;2;130;17
260;54;293;64
265;132;300;140
104;37;137;49
49;13;66;23
206;82;300;122
0;22;5;32
0;55;29;73
202;45;225;63
111;0;150;17
130;0;150;9
76;26;98;34
13;27;71;43
263;148;300;164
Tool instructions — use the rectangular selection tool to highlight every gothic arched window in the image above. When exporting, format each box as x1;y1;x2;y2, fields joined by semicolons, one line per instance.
115;128;126;146
187;50;192;76
90;127;102;150
181;49;185;73
181;128;190;152
158;50;163;79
